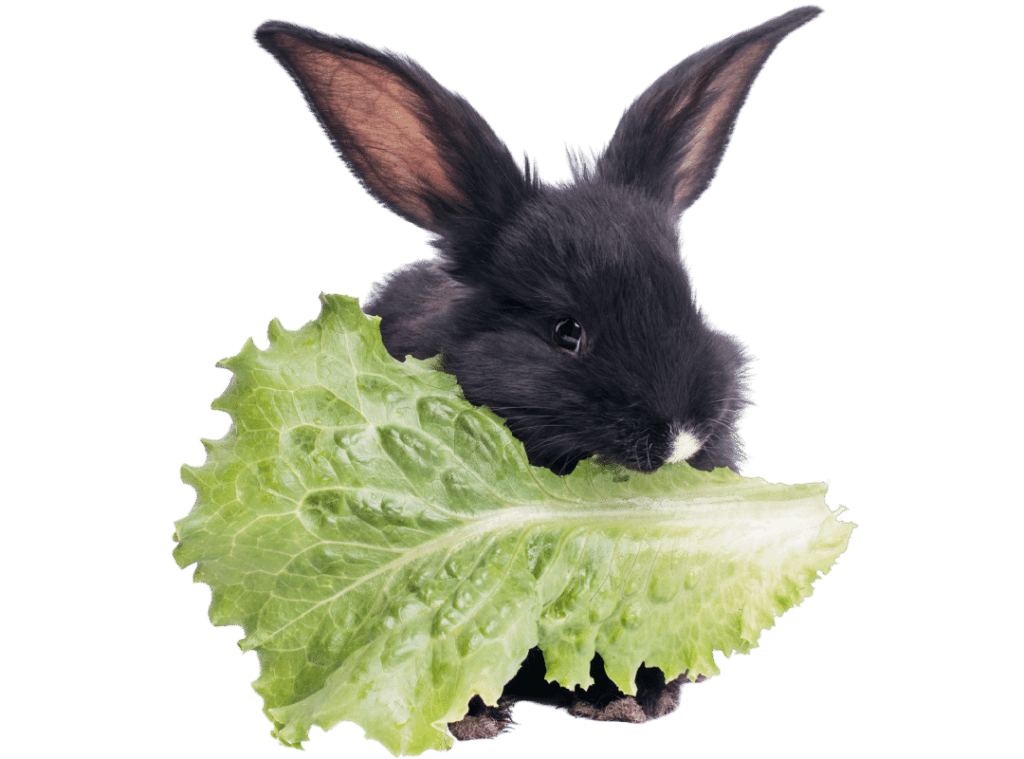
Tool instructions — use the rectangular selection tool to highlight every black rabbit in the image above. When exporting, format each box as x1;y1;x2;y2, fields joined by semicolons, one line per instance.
257;5;820;739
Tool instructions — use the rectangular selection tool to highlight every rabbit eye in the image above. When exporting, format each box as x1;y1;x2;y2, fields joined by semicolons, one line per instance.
553;318;584;353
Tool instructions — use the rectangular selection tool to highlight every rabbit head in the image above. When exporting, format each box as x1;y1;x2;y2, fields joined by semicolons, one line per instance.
256;7;820;475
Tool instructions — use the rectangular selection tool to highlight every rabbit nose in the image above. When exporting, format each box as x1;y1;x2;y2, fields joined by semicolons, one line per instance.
666;428;702;463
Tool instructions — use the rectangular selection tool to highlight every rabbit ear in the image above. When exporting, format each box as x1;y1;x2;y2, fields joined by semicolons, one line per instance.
256;22;529;235
597;6;820;215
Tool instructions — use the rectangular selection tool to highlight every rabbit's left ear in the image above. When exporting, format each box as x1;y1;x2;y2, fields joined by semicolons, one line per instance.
255;22;530;236
597;6;821;216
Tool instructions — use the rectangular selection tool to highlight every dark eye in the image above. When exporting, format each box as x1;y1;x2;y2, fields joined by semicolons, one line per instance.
553;318;584;353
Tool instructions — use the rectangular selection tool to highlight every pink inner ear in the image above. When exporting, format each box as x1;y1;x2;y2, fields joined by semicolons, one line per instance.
672;39;773;209
273;34;462;230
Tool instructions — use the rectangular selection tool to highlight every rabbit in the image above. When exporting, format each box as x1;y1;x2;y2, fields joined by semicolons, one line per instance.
256;5;820;740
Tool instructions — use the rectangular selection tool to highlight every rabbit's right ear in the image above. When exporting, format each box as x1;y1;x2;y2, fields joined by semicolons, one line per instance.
256;22;531;236
597;6;821;216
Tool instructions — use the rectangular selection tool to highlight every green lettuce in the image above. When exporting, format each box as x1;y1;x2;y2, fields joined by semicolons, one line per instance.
174;294;852;755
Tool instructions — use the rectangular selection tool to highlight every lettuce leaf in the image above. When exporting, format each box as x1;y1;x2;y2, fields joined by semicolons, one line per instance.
174;294;853;755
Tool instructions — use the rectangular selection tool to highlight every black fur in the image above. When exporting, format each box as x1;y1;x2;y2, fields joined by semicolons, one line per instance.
256;4;819;737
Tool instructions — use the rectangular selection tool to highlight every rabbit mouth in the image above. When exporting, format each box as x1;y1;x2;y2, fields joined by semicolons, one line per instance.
604;424;706;473
665;428;703;464
525;431;701;475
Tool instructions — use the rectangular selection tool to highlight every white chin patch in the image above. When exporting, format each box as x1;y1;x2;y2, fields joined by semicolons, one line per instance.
667;429;702;463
